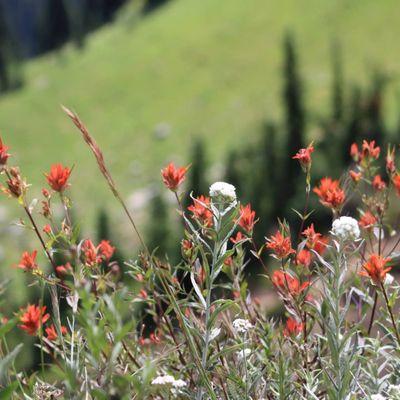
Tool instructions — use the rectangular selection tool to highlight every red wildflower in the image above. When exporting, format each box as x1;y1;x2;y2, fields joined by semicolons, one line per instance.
302;224;321;249
372;175;386;191
231;231;245;244
43;224;52;234
313;236;329;255
224;256;233;267
293;143;314;171
150;332;161;344
350;143;359;162
386;146;396;174
45;164;71;192
139;289;148;299
313;177;345;209
266;231;295;259
349;170;362;183
161;162;187;191
0;138;10;166
359;254;391;285
82;239;100;266
361;140;380;160
188;195;213;227
272;270;310;296
296;249;312;268
98;240;115;261
18;250;38;271
45;324;67;341
284;318;304;337
3;168;26;198
56;263;72;277
359;211;377;230
392;174;400;197
19;304;49;336
238;204;256;233
42;188;50;198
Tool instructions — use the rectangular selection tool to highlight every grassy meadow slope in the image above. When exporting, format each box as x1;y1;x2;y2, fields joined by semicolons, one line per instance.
0;0;400;285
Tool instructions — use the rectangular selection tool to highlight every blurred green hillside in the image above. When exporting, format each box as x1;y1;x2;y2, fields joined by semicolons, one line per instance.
1;0;400;225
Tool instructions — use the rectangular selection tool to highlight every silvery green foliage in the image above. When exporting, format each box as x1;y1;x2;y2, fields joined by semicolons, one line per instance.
313;238;363;399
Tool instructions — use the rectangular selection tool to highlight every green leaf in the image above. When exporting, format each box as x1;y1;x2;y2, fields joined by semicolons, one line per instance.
0;344;23;385
0;381;19;399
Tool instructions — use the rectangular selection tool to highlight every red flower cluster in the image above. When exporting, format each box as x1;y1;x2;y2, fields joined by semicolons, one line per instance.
45;324;67;341
351;140;381;162
56;262;73;277
313;177;345;209
284;318;304;337
359;211;377;230
18;250;38;271
293;143;314;171
238;204;256;233
46;164;71;192
386;146;396;174
372;175;386;191
82;239;115;267
296;249;312;268
19;304;50;336
266;231;295;259
302;224;328;255
187;195;213;227
161;162;187;191
392;174;400;197
0;137;10;166
359;254;391;285
349;170;362;183
272;270;310;296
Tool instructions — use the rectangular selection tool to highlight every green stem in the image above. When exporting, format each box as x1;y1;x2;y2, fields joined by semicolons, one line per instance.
380;282;400;348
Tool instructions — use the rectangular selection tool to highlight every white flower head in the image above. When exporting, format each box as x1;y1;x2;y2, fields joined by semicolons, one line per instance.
371;395;386;400
237;348;251;360
388;384;400;397
209;182;236;203
151;375;176;385
332;216;360;241
172;379;187;388
384;273;395;286
232;318;253;334
210;327;221;341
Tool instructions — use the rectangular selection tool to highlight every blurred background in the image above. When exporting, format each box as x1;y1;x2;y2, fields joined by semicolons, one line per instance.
1;0;400;369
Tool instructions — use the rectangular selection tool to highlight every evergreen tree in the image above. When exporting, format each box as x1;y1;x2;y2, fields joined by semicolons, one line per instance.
280;32;305;209
142;0;170;14
184;138;208;208
37;0;70;53
364;71;387;144
331;41;344;124
146;191;170;257
343;86;362;164
225;149;242;197
96;208;111;243
253;122;279;244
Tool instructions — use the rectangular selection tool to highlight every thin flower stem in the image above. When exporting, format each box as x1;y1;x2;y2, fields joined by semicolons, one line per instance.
380;282;400;348
39;280;45;375
23;206;58;274
296;185;310;245
367;290;378;336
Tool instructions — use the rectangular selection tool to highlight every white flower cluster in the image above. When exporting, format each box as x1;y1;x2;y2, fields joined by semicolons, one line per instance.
210;327;221;341
371;395;386;400
237;348;251;360
151;375;187;388
209;182;236;203
232;318;253;334
332;216;360;241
